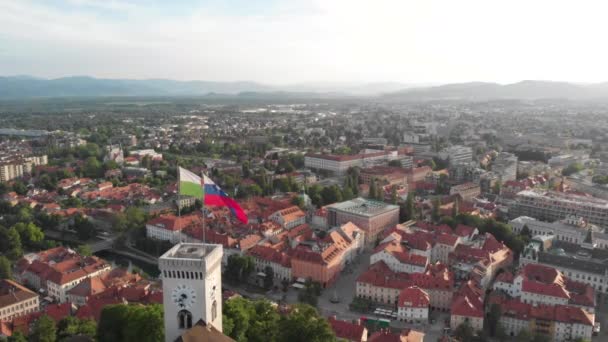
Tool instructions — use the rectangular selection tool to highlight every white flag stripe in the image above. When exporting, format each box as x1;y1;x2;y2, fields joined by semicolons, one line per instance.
203;174;215;185
179;167;201;183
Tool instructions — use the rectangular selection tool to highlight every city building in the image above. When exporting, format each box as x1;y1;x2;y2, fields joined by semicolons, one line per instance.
0;280;39;321
510;190;608;227
104;145;124;164
160;243;223;342
493;263;595;312
370;241;428;274
246;245;292;282
146;213;203;243
130;149;163;161
326;198;399;246
304;151;397;175
449;233;513;289
521;235;608;293
356;261;454;311
450;280;484;331
0;155;48;182
510;216;604;246
449;182;481;201
441;145;473;167
327;316;368;342
397;286;429;323
493;297;594;341
269;206;306;229
360;166;408;187
492;152;518;182
15;247;111;303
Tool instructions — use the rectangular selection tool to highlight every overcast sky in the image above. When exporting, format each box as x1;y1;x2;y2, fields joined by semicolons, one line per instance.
1;0;607;85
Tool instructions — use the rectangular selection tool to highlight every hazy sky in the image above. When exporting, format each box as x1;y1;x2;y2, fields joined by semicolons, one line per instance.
1;0;607;84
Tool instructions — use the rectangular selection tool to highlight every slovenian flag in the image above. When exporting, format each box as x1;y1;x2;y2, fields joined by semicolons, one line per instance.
179;167;248;223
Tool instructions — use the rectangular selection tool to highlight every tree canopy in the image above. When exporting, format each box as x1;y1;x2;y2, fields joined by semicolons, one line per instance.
98;304;164;342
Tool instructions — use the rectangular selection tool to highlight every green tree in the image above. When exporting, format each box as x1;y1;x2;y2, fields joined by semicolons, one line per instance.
263;266;274;290
83;156;102;178
342;187;354;201
242;161;251;178
388;160;402;167
493;180;502;195
12;181;27;196
368;178;377;200
225;255;255;283
452;197;460;217
73;214;96;241
0;256;12;279
37;174;57;191
277;304;336;342
223;297;254;342
7;332;27;342
487;303;502;337
98;304;163;342
320;185;342;205
291;196;305;209
7;227;23;260
30;315;57;342
400;192;415;222
431;197;441;222
298;279;321;307
76;245;93;257
57;316;97;341
13;222;44;247
390;186;398;204
247;300;280;342
453;321;474;342
516;328;533;342
104;160;120;171
562;162;585;176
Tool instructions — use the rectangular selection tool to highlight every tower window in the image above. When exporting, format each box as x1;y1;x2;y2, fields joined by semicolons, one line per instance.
178;310;193;329
211;300;217;322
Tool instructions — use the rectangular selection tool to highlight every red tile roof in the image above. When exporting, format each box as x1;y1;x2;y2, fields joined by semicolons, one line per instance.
147;213;202;231
357;261;453;291
247;245;291;268
398;287;430;308
451;281;484;318
327;316;366;341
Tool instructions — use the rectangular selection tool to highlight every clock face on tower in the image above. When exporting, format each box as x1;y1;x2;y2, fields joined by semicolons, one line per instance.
172;284;197;310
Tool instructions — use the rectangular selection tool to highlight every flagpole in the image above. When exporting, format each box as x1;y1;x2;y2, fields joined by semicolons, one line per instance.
177;164;182;243
201;170;206;244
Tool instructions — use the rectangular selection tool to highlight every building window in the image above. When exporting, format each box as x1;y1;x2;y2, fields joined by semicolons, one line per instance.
212;300;218;322
178;310;193;329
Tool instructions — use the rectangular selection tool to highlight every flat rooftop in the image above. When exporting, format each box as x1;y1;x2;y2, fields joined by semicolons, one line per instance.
517;189;608;208
161;242;219;260
326;197;399;217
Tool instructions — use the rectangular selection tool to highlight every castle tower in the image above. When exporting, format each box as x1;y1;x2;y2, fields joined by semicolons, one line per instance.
160;243;223;342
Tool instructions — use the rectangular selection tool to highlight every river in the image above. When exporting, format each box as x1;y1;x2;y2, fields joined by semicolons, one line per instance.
95;250;161;278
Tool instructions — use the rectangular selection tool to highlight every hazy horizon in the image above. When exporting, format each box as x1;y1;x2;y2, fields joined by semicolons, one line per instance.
2;0;608;85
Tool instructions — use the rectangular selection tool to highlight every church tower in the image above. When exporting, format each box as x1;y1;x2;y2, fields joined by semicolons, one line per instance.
160;243;223;342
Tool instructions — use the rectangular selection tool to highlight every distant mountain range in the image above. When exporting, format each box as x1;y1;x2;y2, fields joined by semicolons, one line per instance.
2;76;608;100
382;80;608;100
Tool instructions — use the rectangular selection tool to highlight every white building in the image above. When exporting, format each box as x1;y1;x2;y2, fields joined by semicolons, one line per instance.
246;245;292;282
397;286;429;324
492;152;518;182
370;242;428;274
160;243;223;342
510;216;601;245
441;145;473;167
0;280;39;321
